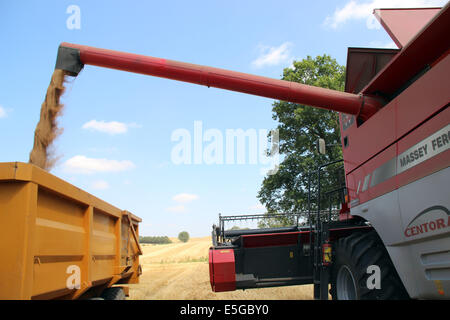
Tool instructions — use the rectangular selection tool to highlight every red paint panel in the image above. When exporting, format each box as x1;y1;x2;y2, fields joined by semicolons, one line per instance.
341;98;396;174
342;50;449;176
208;249;214;290
396;106;450;188
348;105;449;207
347;143;397;207
209;248;236;292
374;8;440;48
395;54;450;140
362;4;450;97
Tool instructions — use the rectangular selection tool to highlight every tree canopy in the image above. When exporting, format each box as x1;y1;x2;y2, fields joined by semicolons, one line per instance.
258;55;346;218
178;231;190;243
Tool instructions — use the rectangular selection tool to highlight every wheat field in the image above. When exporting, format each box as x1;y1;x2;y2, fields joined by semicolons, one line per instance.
128;236;313;300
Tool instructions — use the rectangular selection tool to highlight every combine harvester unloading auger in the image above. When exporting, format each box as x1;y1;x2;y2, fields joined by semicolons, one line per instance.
55;43;382;121
17;4;450;300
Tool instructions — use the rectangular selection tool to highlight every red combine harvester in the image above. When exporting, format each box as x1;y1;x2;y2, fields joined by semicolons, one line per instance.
55;5;449;299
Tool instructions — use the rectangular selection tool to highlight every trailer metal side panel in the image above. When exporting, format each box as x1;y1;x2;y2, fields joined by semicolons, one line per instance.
0;162;142;300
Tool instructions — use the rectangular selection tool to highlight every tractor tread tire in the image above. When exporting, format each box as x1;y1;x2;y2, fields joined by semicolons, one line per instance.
330;230;409;300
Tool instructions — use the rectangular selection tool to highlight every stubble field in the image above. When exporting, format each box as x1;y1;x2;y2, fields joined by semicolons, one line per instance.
128;236;313;300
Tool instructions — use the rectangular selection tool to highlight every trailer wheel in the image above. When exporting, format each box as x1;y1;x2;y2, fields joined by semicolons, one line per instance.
330;231;409;300
101;287;126;300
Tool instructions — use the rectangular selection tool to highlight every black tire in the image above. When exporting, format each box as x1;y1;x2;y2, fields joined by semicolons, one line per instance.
101;287;126;300
330;231;409;300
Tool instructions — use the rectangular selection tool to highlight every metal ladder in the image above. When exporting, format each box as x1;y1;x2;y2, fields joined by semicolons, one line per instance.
310;159;344;300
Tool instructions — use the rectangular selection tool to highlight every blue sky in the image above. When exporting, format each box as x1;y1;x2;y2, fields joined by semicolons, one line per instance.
1;0;445;237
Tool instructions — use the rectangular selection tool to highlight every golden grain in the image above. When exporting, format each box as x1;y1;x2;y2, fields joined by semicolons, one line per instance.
129;236;313;300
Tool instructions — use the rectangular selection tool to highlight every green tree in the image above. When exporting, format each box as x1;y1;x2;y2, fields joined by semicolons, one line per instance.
258;55;346;223
178;231;190;243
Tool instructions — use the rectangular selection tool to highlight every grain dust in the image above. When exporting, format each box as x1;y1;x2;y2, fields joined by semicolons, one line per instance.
29;69;69;170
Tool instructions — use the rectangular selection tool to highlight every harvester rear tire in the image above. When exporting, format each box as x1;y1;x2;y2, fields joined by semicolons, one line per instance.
101;287;126;300
330;230;409;300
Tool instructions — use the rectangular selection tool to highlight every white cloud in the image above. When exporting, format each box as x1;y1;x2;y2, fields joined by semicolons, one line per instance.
82;120;142;135
324;0;446;29
0;106;7;118
251;42;293;68
172;193;199;203
63;155;135;174
166;205;187;213
91;180;110;190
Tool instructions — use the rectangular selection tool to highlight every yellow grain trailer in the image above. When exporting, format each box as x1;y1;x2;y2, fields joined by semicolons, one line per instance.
0;162;142;300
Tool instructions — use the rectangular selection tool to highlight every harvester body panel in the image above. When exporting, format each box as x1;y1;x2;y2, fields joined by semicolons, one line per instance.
373;7;440;48
343;53;450;196
351;166;450;299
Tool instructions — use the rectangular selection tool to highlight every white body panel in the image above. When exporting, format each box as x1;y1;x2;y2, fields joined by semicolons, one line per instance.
351;167;450;299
